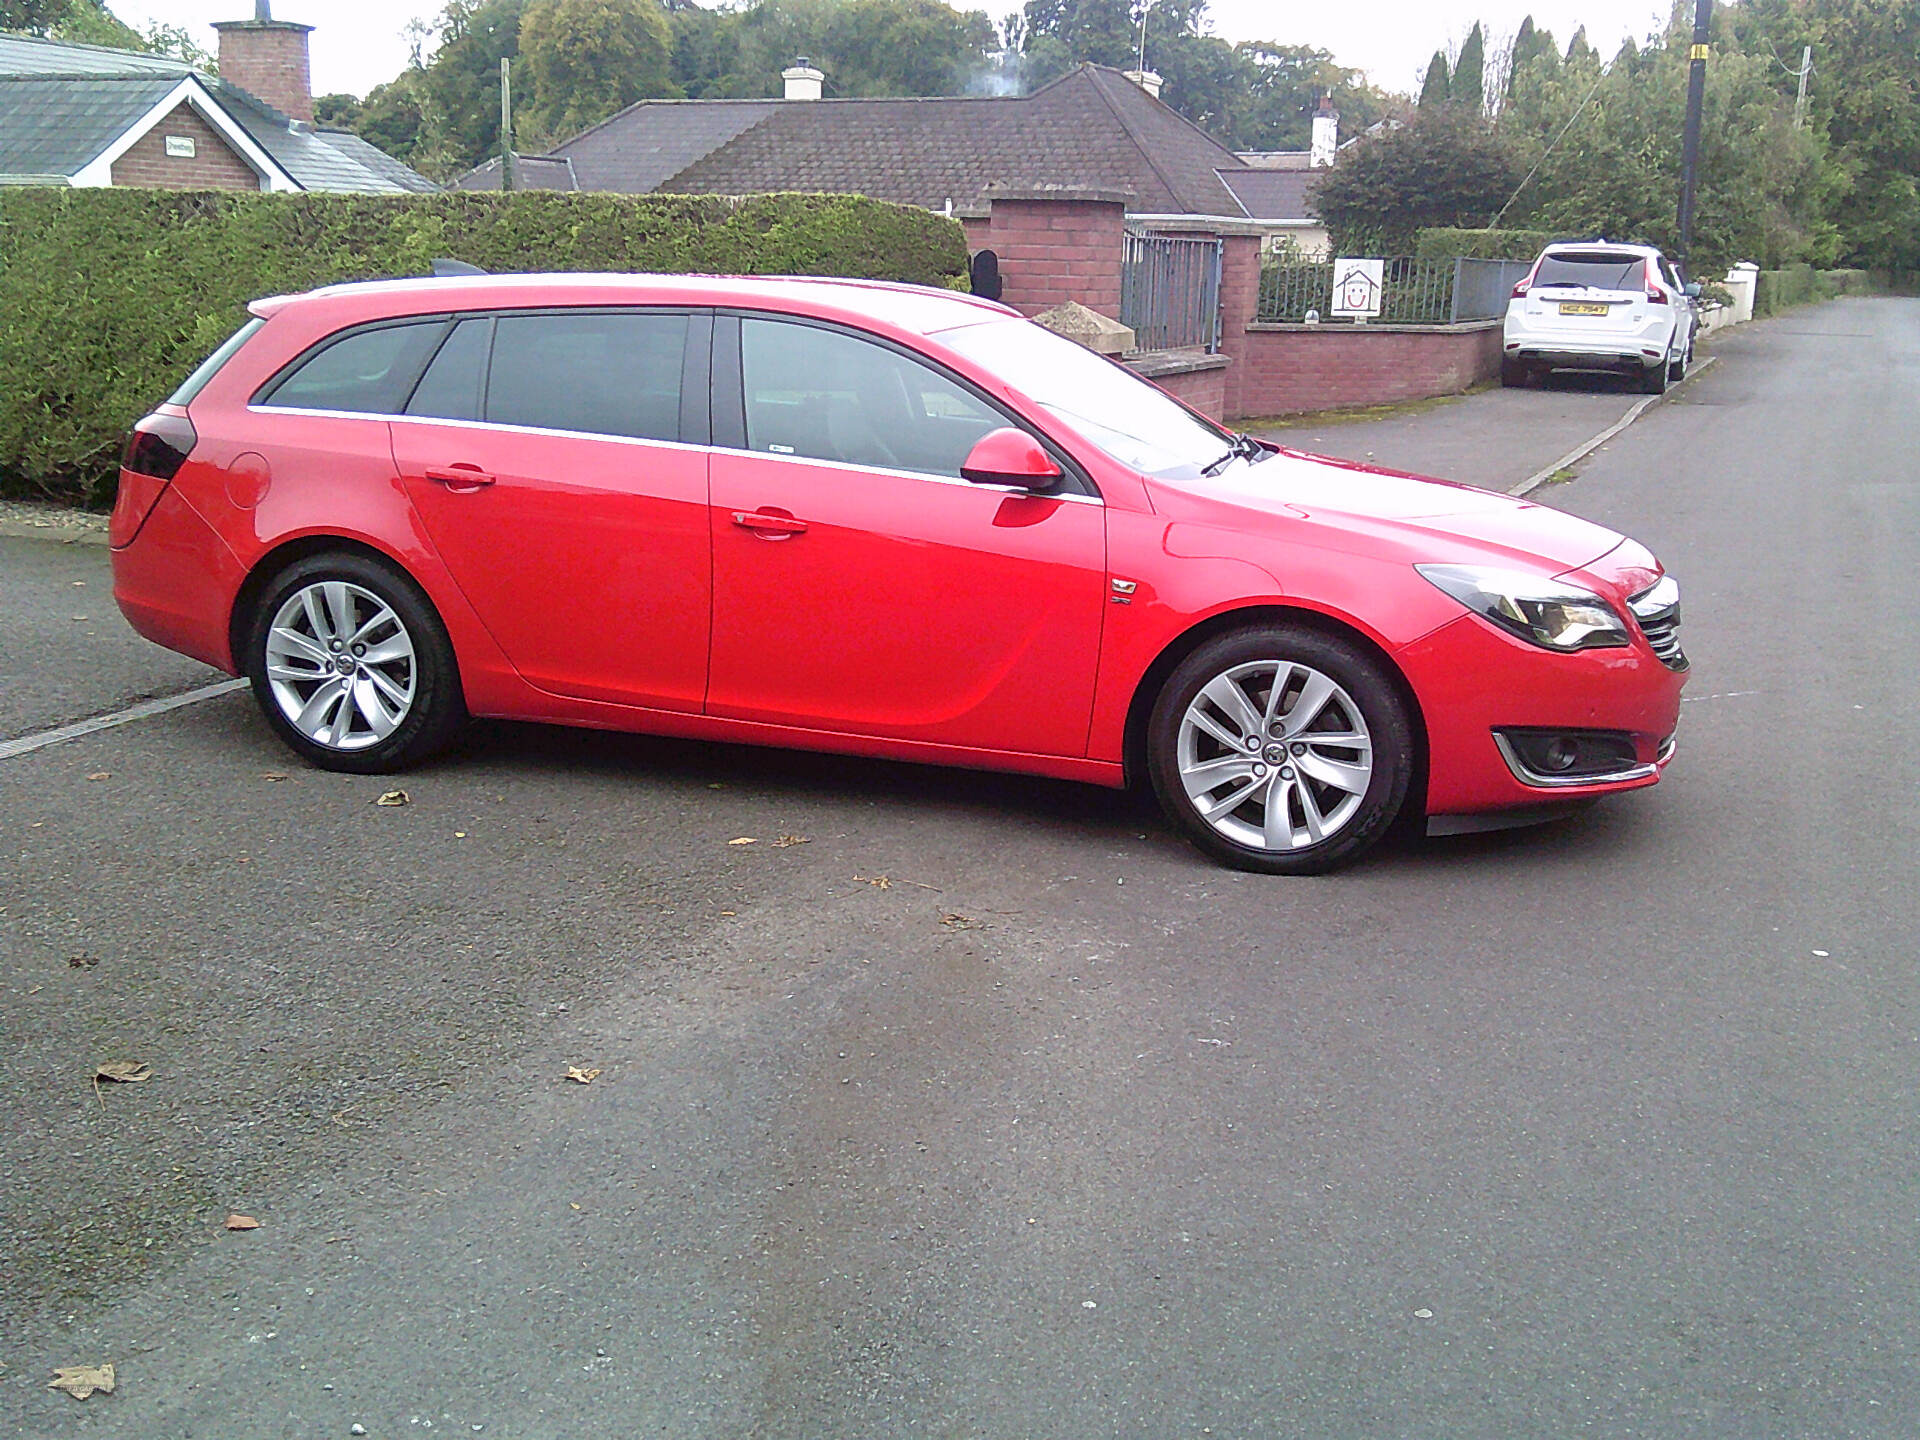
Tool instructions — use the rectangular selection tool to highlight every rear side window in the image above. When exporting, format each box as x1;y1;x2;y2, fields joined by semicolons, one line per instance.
170;316;265;405
259;321;446;414
1533;252;1646;290
406;317;493;423
485;311;687;441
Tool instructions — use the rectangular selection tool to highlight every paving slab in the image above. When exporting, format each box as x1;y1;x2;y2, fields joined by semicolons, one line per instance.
1250;375;1647;491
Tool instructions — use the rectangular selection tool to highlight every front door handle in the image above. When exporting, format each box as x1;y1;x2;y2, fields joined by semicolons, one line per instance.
731;509;808;537
425;465;496;492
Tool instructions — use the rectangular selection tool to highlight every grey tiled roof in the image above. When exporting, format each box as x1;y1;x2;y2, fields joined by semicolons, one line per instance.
0;73;177;174
1216;167;1320;222
452;153;582;192
0;30;434;193
458;66;1253;217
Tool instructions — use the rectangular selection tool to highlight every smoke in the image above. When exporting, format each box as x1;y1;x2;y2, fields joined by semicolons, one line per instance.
966;53;1026;97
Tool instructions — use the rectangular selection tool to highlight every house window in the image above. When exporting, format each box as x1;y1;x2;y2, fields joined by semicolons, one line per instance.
164;135;196;158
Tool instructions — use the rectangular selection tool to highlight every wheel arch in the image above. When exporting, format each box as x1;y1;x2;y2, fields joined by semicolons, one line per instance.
1121;604;1431;815
228;534;436;678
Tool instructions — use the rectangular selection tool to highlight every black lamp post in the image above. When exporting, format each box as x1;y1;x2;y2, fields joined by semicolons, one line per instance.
1676;0;1712;270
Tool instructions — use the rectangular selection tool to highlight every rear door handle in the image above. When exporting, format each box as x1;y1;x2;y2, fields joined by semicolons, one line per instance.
425;465;495;491
731;510;808;536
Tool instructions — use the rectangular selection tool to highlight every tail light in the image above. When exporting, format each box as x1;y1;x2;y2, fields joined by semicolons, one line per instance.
1511;278;1531;298
1644;260;1670;304
121;410;197;480
111;410;198;548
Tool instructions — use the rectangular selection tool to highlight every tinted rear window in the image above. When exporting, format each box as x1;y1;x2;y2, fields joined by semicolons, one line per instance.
486;312;687;441
1534;253;1647;290
406;317;493;422
170;316;265;405
261;321;447;414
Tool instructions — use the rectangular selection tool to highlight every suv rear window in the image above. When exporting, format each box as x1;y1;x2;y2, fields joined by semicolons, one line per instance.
1533;252;1647;290
259;321;447;414
169;316;265;405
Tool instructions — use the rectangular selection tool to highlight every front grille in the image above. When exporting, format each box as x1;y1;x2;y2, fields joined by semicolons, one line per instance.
1629;578;1688;671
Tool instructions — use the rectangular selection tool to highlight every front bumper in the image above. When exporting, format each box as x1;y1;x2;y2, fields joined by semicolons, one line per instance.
1395;613;1685;817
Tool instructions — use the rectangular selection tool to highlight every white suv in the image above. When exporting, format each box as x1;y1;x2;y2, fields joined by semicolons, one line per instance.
1502;241;1698;394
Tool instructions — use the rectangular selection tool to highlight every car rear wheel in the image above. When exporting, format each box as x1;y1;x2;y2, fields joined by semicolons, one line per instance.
1147;626;1415;874
245;552;466;774
1668;341;1689;382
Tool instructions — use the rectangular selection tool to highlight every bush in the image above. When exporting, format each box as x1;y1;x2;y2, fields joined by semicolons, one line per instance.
1414;227;1561;261
0;189;968;505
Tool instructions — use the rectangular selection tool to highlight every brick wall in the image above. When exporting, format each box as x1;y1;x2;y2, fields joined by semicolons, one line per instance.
983;192;1127;320
214;19;314;124
110;102;262;191
1230;320;1505;419
1125;352;1230;420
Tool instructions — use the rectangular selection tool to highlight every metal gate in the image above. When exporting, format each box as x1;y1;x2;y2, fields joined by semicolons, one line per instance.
1121;233;1224;352
1450;258;1534;322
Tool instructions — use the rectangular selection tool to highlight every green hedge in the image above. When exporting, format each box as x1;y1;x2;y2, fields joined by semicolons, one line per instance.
0;189;968;505
1752;264;1889;316
1414;227;1561;261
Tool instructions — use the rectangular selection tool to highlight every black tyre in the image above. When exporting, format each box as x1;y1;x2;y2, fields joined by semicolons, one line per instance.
244;551;466;774
1147;626;1415;875
1668;341;1688;383
1640;354;1670;394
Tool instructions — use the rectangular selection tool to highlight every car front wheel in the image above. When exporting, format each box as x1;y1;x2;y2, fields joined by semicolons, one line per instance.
1147;626;1415;874
245;551;466;774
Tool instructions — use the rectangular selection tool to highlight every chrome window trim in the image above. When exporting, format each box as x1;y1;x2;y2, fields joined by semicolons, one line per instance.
1494;732;1659;789
243;405;1105;505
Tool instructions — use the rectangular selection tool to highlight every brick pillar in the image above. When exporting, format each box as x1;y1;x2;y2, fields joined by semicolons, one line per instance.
983;185;1131;320
1216;232;1264;420
213;15;315;123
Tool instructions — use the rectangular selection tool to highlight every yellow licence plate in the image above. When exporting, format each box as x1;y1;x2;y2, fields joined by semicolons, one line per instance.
1558;302;1612;316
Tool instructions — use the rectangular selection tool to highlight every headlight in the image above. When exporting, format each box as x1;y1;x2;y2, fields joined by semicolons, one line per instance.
1416;563;1629;651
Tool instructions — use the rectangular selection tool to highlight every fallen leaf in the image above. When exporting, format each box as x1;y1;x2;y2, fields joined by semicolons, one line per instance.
718;910;737;917
727;836;758;846
565;1066;601;1085
855;874;894;890
68;954;99;969
772;835;811;848
95;1061;151;1084
940;912;980;930
262;772;289;782
224;1213;260;1231
48;1363;114;1399
1414;1308;1434;1319
86;772;110;782
374;789;409;807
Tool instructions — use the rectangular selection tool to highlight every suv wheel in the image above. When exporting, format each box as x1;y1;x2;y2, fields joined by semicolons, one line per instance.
245;551;466;774
1640;354;1670;395
1147;626;1414;875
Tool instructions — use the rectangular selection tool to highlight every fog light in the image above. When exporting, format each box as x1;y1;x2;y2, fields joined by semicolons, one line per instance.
1543;736;1579;772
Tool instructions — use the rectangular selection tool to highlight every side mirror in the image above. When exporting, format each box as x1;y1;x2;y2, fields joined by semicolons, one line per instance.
1683;282;1702;298
961;427;1061;492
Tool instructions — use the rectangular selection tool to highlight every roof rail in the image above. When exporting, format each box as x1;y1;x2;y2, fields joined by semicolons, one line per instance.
430;258;488;277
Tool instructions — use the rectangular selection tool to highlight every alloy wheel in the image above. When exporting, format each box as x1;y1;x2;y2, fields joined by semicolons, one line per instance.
264;580;417;751
1175;660;1374;852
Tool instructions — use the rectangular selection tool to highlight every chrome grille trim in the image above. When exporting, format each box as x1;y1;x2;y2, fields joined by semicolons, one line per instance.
1628;577;1688;670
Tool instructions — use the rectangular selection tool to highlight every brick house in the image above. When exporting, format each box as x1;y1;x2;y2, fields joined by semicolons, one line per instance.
0;4;432;194
454;61;1322;248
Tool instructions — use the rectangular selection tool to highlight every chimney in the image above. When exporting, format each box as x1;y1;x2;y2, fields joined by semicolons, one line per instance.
782;57;824;101
1310;95;1339;168
1122;68;1164;100
213;1;315;124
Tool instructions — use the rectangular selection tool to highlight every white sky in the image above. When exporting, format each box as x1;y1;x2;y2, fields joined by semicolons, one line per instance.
111;1;1671;100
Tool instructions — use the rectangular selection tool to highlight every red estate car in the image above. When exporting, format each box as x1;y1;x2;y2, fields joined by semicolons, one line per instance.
111;273;1686;873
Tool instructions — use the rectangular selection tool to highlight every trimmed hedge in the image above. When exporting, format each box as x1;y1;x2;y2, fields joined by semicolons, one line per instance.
0;189;969;505
1753;264;1887;316
1414;227;1561;261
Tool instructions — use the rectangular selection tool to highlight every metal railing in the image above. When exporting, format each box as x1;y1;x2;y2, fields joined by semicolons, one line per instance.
1256;256;1533;325
1121;233;1224;352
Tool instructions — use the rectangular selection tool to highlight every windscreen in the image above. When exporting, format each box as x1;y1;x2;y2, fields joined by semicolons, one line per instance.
939;318;1235;479
1532;252;1647;291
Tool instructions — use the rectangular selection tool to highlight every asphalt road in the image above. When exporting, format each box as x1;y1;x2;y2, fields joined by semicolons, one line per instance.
2;299;1915;1438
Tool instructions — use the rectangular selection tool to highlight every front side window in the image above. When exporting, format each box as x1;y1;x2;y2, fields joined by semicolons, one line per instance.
740;317;1006;479
486;311;687;441
260;321;445;414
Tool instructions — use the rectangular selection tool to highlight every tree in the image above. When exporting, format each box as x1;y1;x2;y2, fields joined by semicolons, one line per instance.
1233;42;1394;151
411;0;528;176
0;0;69;31
519;0;677;140
1506;14;1555;98
1418;51;1450;109
1311;106;1520;253
1452;22;1484;113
